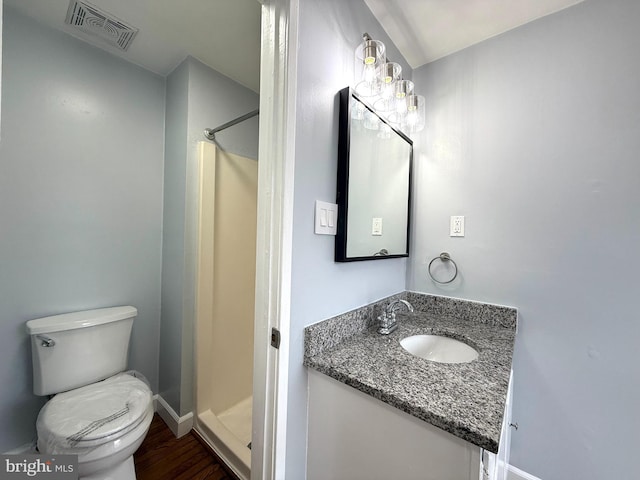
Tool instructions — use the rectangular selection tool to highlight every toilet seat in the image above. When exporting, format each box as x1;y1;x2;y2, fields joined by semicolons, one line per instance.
37;373;152;452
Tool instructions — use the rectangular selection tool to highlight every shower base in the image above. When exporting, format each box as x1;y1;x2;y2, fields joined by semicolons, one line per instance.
218;396;253;447
196;396;252;480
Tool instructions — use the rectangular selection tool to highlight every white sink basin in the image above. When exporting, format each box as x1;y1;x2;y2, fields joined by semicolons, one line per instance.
400;335;478;364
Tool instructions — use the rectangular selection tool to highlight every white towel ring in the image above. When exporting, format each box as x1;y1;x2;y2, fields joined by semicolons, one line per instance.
428;252;458;284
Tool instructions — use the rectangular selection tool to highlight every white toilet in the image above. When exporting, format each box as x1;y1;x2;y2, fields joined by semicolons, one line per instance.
26;306;154;480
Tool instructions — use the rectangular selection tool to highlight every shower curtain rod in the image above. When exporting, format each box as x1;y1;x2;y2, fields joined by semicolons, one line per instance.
203;109;260;140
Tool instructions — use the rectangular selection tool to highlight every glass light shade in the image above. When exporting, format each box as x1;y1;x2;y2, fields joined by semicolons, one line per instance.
405;94;425;133
394;79;415;118
395;79;414;99
380;62;401;85
354;39;386;97
372;62;402;114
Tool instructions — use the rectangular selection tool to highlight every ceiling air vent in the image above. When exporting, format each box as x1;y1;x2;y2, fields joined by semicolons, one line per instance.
65;0;139;52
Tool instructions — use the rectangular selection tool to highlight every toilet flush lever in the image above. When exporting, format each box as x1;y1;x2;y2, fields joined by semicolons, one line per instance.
36;335;55;347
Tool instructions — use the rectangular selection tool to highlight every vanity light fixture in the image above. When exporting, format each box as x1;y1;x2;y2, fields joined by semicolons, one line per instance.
354;33;425;134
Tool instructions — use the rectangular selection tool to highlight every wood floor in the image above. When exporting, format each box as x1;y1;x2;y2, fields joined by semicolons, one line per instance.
134;414;240;480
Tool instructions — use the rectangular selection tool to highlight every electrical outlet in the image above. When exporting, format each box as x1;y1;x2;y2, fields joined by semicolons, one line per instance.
372;217;383;236
450;216;465;237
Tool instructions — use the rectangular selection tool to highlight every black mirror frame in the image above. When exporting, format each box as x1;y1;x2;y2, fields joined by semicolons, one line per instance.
335;87;413;262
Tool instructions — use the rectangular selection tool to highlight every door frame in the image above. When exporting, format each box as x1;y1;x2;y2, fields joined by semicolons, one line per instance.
252;0;298;478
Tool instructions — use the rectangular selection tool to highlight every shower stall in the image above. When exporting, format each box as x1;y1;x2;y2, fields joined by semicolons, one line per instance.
194;110;259;480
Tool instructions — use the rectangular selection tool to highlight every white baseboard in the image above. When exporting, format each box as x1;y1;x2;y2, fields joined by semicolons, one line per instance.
155;394;194;439
507;465;542;480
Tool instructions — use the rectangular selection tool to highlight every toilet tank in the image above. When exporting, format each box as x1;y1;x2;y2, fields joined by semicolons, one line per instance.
26;306;137;396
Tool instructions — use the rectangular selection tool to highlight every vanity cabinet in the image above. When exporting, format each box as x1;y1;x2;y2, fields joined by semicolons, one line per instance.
307;370;512;480
304;293;517;480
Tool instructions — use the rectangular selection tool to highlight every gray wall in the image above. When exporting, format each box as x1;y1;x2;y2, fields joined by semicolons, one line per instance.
0;8;165;451
285;0;412;477
409;0;640;478
160;60;189;415
160;57;259;416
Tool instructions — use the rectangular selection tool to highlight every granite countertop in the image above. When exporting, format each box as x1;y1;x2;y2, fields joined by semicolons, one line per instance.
304;303;516;453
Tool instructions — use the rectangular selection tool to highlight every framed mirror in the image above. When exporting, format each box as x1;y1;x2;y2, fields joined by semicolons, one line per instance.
335;87;413;262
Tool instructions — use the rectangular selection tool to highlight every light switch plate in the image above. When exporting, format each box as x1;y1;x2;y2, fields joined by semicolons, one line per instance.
315;200;338;235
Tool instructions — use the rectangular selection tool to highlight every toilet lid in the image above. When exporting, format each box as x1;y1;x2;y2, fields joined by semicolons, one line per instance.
37;373;152;450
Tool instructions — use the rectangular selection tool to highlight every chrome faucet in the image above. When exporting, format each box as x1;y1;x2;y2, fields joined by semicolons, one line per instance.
377;299;414;335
